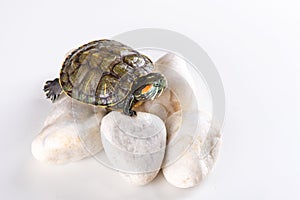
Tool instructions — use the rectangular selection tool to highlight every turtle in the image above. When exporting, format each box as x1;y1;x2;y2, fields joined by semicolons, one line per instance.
43;39;167;116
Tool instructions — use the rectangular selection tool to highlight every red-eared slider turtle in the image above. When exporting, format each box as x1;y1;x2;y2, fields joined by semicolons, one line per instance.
44;39;167;116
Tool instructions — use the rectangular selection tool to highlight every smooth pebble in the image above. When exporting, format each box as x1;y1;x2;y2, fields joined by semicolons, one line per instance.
101;111;166;185
31;94;106;164
162;111;221;188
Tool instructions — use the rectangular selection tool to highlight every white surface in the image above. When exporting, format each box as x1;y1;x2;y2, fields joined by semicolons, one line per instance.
0;0;299;199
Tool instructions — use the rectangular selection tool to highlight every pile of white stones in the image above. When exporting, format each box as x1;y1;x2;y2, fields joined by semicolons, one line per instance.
32;54;222;188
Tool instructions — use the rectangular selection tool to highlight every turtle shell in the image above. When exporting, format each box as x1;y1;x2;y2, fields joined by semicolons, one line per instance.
59;39;154;107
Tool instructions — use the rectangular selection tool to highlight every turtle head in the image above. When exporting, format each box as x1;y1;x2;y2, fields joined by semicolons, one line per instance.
133;73;167;102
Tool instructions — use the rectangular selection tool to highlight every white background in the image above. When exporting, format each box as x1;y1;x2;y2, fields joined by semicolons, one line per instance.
0;0;299;199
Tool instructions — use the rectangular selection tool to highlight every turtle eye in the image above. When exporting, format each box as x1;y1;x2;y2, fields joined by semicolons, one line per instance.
124;54;145;67
153;83;160;87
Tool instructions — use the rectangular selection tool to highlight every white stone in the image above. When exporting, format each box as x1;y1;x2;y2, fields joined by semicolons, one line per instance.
155;54;197;111
31;94;106;164
152;54;222;188
147;103;168;122
119;171;159;186
137;88;181;123
162;111;221;188
101;111;166;185
165;111;182;144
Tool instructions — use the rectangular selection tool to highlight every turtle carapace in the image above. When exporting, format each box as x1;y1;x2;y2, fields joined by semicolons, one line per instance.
43;39;167;116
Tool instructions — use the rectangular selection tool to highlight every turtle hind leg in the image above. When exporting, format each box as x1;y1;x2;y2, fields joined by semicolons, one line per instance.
43;78;62;102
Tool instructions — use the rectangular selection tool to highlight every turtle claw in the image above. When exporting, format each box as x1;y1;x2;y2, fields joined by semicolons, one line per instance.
124;109;136;117
44;78;62;103
129;110;137;117
45;80;53;85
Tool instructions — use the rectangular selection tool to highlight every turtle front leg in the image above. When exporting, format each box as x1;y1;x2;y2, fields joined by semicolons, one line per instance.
123;94;137;117
43;78;62;102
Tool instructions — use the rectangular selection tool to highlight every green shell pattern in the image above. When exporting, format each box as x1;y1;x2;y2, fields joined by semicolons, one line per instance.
59;39;153;106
